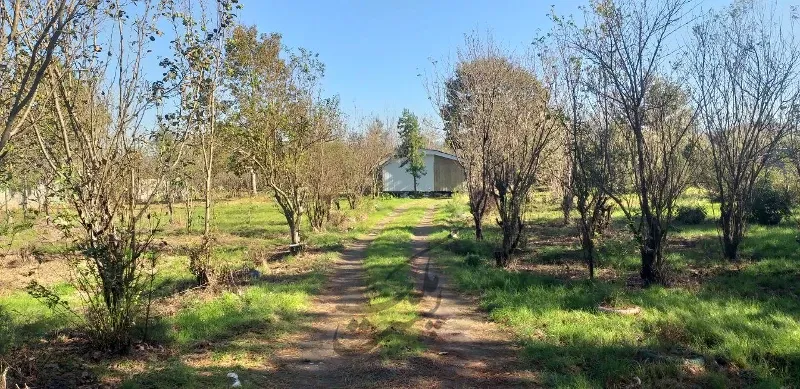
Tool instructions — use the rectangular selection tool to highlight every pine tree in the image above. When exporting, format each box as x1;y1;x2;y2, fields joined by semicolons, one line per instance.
396;109;426;193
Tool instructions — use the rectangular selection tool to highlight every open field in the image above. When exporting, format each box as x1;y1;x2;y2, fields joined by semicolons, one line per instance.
433;193;800;388
0;196;407;388
1;193;799;388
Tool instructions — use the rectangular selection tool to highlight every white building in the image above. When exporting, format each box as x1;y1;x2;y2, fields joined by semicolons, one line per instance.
381;148;465;193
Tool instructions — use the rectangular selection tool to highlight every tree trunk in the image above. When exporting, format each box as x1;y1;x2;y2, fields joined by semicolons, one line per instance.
413;176;418;193
496;205;524;268
473;213;484;240
720;206;742;261
167;191;174;224
582;230;595;280
640;221;665;286
632;121;666;286
204;170;212;237
185;190;193;234
288;215;301;245
561;189;573;225
21;186;29;219
42;185;50;222
250;168;257;196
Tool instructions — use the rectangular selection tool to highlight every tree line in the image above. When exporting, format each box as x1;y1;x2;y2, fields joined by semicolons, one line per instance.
0;0;407;353
429;0;800;286
2;0;799;354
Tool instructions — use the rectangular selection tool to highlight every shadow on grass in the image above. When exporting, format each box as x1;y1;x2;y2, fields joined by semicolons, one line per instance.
429;233;800;387
120;339;539;388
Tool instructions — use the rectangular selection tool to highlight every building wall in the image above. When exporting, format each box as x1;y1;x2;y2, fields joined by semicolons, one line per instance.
382;154;435;192
433;155;465;191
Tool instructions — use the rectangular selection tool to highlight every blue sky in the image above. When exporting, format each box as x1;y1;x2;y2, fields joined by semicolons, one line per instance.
232;0;767;129
235;0;585;127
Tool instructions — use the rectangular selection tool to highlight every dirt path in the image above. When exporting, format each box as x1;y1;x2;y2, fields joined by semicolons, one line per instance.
269;204;414;387
404;213;538;388
269;204;535;388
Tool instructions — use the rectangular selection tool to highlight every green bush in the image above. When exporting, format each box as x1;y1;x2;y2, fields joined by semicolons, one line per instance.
447;238;480;256
464;253;482;267
675;206;706;225
749;183;793;225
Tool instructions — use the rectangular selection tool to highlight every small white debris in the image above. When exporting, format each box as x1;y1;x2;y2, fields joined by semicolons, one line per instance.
227;372;242;387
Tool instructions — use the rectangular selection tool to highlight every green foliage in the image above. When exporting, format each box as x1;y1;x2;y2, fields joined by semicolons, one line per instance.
749;182;793;225
396;109;426;192
464;253;482;267
0;305;13;355
172;274;319;346
675;205;706;225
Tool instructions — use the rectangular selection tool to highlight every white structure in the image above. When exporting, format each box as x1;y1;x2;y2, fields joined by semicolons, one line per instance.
381;148;465;193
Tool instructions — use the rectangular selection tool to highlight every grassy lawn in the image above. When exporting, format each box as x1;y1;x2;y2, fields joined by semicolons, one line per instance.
0;195;409;388
432;193;800;388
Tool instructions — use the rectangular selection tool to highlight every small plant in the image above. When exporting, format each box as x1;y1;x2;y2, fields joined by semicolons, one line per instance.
464;253;482;267
675;206;706;225
749;182;793;225
327;210;348;229
189;235;218;286
447;239;479;256
0;306;14;355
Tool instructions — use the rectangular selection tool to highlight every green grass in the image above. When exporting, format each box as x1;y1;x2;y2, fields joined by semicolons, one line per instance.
362;199;436;358
0;282;77;353
431;194;800;388
168;254;329;347
1;196;414;388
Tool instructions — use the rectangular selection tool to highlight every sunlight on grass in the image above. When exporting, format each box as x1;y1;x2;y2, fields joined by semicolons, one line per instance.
432;194;800;387
362;200;436;358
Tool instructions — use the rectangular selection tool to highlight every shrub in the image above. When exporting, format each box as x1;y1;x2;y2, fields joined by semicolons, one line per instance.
190;236;216;286
447;238;480;256
675;206;706;225
749;182;793;225
464;253;482;267
327;210;348;229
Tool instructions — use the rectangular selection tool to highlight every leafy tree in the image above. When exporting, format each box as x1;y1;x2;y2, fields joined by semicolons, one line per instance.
225;25;340;245
160;0;235;285
396;109;426;193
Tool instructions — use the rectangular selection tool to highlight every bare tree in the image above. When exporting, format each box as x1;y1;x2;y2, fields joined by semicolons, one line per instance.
307;139;347;230
489;55;560;267
689;1;800;261
434;35;559;265
29;0;183;352
433;35;502;241
343;117;393;208
0;0;84;165
557;0;696;285
549;31;616;279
